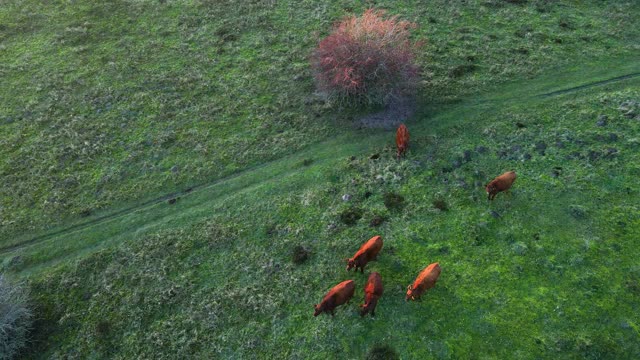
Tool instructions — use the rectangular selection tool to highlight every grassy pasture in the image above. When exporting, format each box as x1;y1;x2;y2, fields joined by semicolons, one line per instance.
4;71;640;359
0;0;639;359
1;0;638;241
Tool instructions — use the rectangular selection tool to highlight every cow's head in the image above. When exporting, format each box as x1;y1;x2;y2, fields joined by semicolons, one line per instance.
485;183;494;194
485;183;496;199
346;258;356;271
396;145;406;159
313;303;323;317
405;284;416;301
360;297;377;317
359;303;370;317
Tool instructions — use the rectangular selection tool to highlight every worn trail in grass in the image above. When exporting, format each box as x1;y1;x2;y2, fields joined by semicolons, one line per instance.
3;0;639;245
2;0;640;358
4;65;638;260
2;56;637;271
5;57;640;256
6;57;640;358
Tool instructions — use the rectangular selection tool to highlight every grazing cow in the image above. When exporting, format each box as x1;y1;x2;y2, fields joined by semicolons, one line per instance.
360;272;383;317
346;235;383;273
396;124;410;159
486;171;517;200
314;280;355;317
406;262;441;301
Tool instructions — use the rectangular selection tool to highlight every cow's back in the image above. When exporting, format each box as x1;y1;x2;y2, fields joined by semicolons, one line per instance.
365;272;383;297
355;235;383;260
331;280;355;305
495;171;517;190
396;124;409;155
396;124;409;144
415;263;441;290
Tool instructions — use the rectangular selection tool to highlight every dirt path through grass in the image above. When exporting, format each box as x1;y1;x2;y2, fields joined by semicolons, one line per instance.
538;72;640;97
2;57;639;275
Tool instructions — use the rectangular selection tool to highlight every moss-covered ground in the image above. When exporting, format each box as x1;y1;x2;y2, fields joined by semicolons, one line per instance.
1;0;639;358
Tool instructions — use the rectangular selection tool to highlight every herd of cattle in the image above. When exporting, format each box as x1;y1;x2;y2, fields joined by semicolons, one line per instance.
313;124;517;317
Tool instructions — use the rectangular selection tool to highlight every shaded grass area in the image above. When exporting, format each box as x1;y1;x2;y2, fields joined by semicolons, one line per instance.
5;75;640;358
2;0;639;243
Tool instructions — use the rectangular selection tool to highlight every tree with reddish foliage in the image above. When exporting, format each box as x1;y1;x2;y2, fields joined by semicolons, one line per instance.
311;9;421;106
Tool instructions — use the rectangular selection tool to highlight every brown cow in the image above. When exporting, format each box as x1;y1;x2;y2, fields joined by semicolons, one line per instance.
346;235;383;273
396;124;410;159
314;280;355;317
406;262;441;301
486;171;517;200
360;272;383;317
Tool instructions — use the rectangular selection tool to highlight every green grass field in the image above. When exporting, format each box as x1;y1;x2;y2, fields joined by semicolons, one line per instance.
1;0;640;359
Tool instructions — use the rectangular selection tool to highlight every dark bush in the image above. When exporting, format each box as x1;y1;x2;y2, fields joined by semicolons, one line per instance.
0;275;33;360
96;321;111;338
292;245;310;265
449;64;477;78
340;207;363;225
627;278;640;295
569;205;588;219
310;9;420;106
79;208;92;217
383;192;405;210
369;215;386;227
366;344;400;360
559;18;574;30
433;199;448;211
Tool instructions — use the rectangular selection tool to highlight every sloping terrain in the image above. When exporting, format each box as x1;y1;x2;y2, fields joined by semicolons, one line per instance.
3;61;639;359
2;0;638;242
1;0;639;359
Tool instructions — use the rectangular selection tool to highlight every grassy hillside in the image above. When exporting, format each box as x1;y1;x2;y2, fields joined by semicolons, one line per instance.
1;0;640;359
2;0;639;243
4;68;639;359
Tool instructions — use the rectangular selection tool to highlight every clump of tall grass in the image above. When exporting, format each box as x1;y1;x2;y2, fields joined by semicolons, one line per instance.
0;275;33;360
